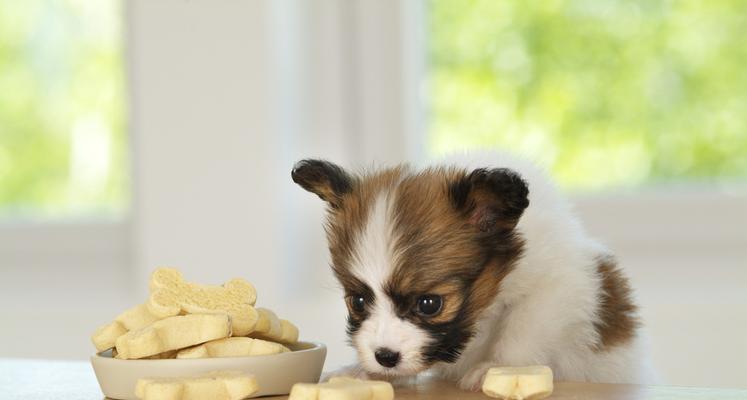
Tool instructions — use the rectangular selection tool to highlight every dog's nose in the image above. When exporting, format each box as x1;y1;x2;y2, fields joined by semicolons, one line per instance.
374;348;401;368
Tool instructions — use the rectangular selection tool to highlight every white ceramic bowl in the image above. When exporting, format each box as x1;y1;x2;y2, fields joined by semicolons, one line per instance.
91;341;326;400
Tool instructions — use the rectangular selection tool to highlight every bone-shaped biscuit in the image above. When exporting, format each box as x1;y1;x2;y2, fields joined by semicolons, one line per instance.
92;303;167;352
147;267;259;336
289;377;394;400
135;371;258;400
481;366;554;400
115;314;231;359
328;377;393;400
277;320;299;344
117;303;167;331
250;308;299;344
252;308;281;337
91;321;128;352
176;337;290;359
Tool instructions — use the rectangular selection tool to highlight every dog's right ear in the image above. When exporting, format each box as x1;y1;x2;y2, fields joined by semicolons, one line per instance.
291;159;353;209
449;167;529;232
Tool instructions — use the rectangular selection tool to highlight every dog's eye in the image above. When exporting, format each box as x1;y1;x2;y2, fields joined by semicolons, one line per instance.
348;295;366;313
416;295;443;316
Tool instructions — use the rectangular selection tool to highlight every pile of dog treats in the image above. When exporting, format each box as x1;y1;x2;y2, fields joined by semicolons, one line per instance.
92;267;298;360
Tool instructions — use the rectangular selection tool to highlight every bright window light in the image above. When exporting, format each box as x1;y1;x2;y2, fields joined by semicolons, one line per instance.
428;0;747;191
0;0;127;219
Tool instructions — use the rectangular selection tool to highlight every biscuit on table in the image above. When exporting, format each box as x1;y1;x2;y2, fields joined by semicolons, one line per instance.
481;365;553;400
135;371;258;400
288;377;393;400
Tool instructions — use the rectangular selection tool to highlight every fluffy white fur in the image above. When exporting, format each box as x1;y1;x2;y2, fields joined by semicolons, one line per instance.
350;192;430;376
336;152;655;388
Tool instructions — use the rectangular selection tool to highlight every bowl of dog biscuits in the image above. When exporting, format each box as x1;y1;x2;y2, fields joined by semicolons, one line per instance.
90;267;328;400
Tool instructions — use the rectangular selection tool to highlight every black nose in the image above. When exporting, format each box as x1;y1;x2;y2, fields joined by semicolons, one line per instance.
374;348;400;368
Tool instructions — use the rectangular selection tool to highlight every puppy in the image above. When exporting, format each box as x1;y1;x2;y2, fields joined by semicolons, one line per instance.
292;153;653;390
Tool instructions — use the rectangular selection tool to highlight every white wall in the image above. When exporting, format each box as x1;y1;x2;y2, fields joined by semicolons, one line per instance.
128;0;282;297
0;222;132;359
127;0;360;370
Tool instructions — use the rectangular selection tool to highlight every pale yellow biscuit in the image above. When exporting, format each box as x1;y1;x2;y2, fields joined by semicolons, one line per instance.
318;381;372;400
288;383;320;400
176;337;290;359
288;377;393;400
113;348;178;359
91;321;128;352
115;314;231;360
147;267;259;336
482;366;554;400
135;371;258;400
279;319;300;344
252;308;280;335
328;377;393;400
92;303;178;352
116;303;167;331
250;308;299;344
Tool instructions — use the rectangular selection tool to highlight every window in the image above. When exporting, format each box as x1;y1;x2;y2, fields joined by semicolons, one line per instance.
428;0;747;191
0;0;127;220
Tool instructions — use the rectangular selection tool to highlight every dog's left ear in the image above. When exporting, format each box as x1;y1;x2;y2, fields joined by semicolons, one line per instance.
449;168;529;232
292;159;353;209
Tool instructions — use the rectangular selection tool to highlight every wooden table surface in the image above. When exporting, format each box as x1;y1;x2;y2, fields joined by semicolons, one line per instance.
2;359;746;400
266;379;747;400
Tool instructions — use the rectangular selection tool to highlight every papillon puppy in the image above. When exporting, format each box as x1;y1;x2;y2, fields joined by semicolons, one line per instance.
292;153;653;390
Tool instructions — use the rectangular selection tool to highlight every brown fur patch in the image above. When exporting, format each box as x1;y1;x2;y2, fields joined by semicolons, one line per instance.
325;165;409;291
464;258;516;317
593;255;640;350
385;167;525;328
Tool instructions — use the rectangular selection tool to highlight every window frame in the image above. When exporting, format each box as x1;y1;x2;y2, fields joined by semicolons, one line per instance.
0;220;129;262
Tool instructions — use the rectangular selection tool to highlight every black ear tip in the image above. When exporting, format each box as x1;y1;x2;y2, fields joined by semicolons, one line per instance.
492;168;530;207
291;159;313;183
291;159;327;184
503;169;529;194
452;166;530;210
292;159;319;173
291;159;353;203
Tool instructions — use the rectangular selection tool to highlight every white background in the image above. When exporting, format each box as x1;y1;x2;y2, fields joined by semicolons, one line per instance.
0;0;745;389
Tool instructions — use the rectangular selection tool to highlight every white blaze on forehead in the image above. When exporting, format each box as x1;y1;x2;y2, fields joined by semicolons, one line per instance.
350;191;397;285
349;190;431;375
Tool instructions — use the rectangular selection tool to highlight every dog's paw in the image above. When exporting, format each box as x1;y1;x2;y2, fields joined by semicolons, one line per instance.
321;364;371;382
459;362;499;391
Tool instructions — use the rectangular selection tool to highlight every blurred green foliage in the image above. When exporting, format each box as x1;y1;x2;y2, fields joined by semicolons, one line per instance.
428;0;747;190
0;0;126;219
